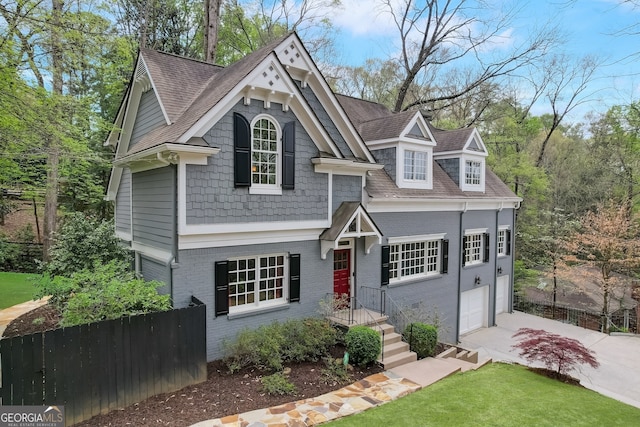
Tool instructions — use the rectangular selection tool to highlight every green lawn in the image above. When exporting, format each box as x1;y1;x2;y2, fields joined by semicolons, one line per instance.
330;363;640;426
0;272;39;309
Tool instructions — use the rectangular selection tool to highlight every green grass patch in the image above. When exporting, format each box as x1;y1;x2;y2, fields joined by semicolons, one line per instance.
0;272;39;309
329;363;640;426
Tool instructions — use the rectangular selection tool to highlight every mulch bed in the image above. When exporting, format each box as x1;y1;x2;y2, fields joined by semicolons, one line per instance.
2;304;384;426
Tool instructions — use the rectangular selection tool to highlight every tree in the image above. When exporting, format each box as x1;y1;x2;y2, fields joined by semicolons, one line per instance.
512;328;599;376
561;201;640;332
589;103;640;213
380;0;558;113
204;0;222;62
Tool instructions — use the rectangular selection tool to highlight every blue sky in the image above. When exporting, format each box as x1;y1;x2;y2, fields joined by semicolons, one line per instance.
322;0;640;123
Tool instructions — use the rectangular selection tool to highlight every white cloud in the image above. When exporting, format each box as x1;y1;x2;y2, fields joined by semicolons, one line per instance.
330;0;399;36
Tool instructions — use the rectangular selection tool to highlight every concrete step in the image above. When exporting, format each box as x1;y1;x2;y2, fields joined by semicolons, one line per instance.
388;357;462;387
383;340;411;358
382;331;403;345
379;350;417;370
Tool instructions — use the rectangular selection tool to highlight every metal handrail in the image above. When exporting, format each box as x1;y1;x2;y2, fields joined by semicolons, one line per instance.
322;292;387;362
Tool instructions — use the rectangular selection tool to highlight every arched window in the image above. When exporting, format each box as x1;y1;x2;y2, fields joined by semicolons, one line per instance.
252;116;279;186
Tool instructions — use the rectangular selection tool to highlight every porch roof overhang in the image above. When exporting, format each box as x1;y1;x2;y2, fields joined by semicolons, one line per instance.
319;202;383;259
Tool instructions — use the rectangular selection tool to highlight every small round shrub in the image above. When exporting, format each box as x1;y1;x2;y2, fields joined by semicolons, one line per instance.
404;322;438;359
261;372;296;395
344;325;381;366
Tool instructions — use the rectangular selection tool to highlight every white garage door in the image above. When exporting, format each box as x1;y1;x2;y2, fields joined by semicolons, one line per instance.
496;275;510;315
460;286;488;335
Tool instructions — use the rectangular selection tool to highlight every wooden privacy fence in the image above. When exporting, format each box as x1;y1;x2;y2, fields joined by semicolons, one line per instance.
0;297;207;426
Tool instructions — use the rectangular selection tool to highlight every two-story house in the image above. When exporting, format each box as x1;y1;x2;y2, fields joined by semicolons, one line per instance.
105;33;520;361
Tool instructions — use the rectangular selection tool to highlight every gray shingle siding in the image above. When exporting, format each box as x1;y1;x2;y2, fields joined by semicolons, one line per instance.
296;84;354;159
130;89;166;148
132;166;176;251
115;167;131;235
332;175;363;213
372;148;396;182
185;101;328;224
436;158;459;185
172;240;331;361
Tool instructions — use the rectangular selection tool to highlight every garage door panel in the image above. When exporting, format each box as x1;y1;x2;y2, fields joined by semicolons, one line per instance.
460;286;488;335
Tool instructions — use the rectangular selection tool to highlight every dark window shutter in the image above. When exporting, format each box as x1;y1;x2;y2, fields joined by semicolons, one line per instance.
381;245;390;286
214;261;229;316
483;233;490;263
282;121;295;189
289;253;301;302
506;230;512;255
441;239;449;274
462;236;467;267
234;113;251;187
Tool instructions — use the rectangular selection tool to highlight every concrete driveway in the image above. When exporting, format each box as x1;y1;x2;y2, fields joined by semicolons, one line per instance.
459;311;640;409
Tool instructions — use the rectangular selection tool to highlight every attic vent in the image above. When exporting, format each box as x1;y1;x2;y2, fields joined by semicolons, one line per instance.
135;59;148;81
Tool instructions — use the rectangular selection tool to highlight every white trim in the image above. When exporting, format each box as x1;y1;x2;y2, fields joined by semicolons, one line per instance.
139;56;171;126
181;220;328;236
461;157;485;192
115;230;132;241
365;198;521;213
464;228;488;235
227;252;289;315
388;233;447;244
131;241;174;264
312;158;384;176
248;114;281;193
275;34;376;163
179;224;327;249
397;144;433;190
177;53;344;160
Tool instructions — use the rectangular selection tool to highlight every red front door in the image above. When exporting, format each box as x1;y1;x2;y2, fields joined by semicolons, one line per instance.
333;249;351;298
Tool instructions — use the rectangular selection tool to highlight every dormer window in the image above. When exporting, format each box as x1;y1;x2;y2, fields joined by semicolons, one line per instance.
404;150;427;181
465;160;481;185
398;144;432;189
460;156;485;192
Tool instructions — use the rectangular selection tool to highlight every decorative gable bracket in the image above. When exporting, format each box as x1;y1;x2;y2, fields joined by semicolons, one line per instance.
319;202;383;260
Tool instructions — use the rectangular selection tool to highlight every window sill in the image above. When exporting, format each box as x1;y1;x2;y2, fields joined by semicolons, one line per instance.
388;273;443;287
227;303;290;320
249;186;282;196
463;262;484;268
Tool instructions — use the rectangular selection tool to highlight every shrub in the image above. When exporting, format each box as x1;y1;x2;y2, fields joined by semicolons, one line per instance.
223;318;337;373
321;356;350;385
512;328;599;376
344;325;381;366
43;213;131;277
260;373;296;396
280;318;337;363
36;260;171;327
404;322;438;359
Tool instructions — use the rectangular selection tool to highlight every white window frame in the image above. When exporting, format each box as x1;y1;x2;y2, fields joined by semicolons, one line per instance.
227;253;288;314
250;114;282;195
388;233;445;283
497;226;510;257
397;143;432;189
464;228;487;267
460;156;485;192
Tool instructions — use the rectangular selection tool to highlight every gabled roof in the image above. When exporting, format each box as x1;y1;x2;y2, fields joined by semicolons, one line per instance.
127;36;288;156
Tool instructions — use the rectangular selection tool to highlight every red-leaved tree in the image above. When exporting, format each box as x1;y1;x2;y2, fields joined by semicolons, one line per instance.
512;328;599;376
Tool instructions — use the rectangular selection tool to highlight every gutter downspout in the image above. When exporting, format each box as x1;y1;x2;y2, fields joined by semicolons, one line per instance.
493;206;501;326
456;202;468;343
511;206;517;313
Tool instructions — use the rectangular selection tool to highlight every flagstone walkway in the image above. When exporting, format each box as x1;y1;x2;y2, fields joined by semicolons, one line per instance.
0;297;50;338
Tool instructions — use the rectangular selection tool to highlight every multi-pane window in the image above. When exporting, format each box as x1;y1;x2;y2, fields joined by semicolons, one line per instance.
252;118;278;185
497;229;506;256
228;254;285;309
404;150;427;181
465;160;481;185
390;240;440;281
464;233;483;265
